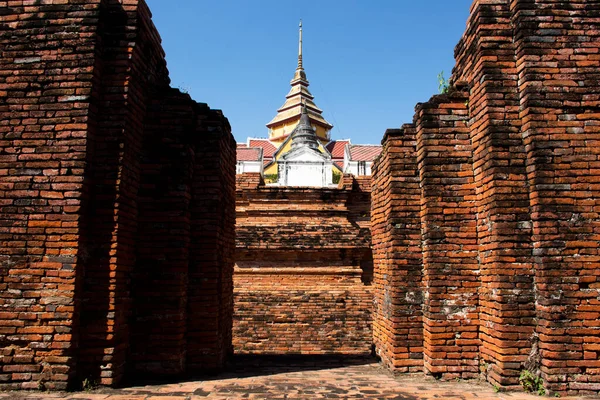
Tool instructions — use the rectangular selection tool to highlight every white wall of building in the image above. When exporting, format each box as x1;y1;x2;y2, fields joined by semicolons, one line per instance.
236;161;263;174
281;162;333;187
278;148;333;187
344;160;373;176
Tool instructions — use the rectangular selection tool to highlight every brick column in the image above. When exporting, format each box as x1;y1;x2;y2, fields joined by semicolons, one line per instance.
415;91;480;379
187;106;235;372
371;127;424;372
512;0;600;394
454;0;535;387
130;90;196;376
0;0;103;390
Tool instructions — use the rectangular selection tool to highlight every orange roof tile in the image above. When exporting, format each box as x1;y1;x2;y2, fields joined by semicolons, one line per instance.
349;145;382;162
249;139;277;158
236;147;262;162
326;140;350;159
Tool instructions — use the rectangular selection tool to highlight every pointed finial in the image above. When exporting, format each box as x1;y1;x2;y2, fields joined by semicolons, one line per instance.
298;19;303;70
299;101;311;126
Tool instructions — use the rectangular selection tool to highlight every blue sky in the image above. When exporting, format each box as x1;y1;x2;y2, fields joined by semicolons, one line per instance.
145;0;473;144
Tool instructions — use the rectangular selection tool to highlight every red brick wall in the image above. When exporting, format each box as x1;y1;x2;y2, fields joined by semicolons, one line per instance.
131;93;235;377
371;126;424;372
234;176;373;355
1;0;235;390
416;90;480;379
76;0;155;385
372;0;600;395
453;1;536;388
0;0;103;390
510;1;600;395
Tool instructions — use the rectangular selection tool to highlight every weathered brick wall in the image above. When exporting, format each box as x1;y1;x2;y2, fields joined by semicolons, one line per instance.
76;0;160;385
131;92;235;377
372;0;600;395
0;0;105;390
509;1;600;395
234;175;373;355
453;1;535;388
416;89;480;379
1;0;235;390
371;126;423;372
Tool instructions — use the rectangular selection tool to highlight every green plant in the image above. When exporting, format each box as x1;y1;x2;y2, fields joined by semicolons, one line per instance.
178;82;190;94
332;171;342;184
493;384;500;393
82;378;98;392
263;173;278;184
519;370;545;396
438;71;451;94
554;393;561;398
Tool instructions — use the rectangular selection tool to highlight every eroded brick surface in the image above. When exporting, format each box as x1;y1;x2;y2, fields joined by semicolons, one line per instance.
233;174;374;355
372;0;600;396
0;0;235;390
3;0;600;397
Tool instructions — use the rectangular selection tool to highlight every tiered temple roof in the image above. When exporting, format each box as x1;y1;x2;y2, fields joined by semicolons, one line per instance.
266;21;333;141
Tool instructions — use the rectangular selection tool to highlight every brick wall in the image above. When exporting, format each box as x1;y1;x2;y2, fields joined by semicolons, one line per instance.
453;1;536;388
416;89;481;379
510;1;600;395
234;175;373;355
0;0;104;390
371;126;423;372
1;0;235;390
372;0;600;396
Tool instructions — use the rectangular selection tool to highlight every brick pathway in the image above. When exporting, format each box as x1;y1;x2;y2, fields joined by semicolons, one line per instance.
0;359;588;399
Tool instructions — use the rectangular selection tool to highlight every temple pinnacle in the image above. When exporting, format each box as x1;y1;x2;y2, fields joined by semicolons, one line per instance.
266;19;333;141
298;19;303;70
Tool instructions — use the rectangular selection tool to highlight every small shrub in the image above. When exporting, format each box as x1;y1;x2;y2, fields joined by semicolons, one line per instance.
519;370;545;396
332;171;342;184
178;82;190;94
82;378;99;392
263;173;278;183
438;71;451;94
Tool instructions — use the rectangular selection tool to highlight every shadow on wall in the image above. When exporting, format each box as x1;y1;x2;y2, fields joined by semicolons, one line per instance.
75;0;130;386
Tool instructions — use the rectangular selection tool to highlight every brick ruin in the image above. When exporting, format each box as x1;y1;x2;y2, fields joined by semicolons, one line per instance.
1;0;600;397
0;0;234;390
234;173;373;356
371;0;600;395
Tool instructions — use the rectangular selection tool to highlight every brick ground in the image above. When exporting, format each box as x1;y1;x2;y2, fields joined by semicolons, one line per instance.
0;359;588;399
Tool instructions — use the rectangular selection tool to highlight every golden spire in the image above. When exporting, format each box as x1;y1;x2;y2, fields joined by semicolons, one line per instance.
298;20;303;70
266;20;333;142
